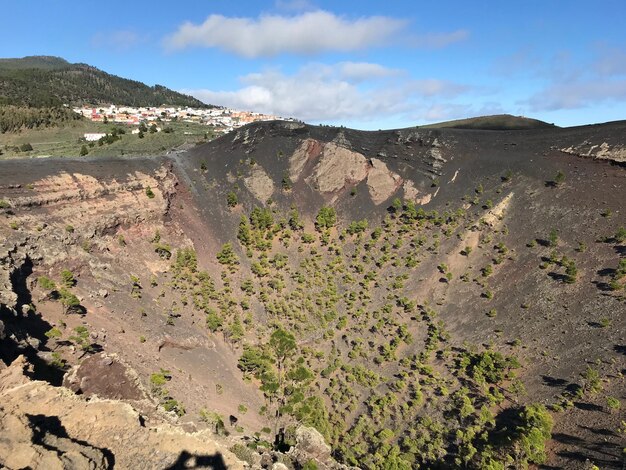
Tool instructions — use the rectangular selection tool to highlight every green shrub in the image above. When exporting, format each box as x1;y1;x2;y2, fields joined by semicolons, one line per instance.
163;398;185;416
59;288;80;314
150;369;171;387
60;269;75;287
216;242;239;266
301;233;315;243
199;409;227;435
347;219;368;235
606;396;620;411
68;326;92;351
548;229;558;247
206;309;223;332
38;275;56;291
564;261;578;284
553;170;565;186
226;191;238;207
45;327;62;339
229;444;256;466
513;404;553;465
316;206;337;231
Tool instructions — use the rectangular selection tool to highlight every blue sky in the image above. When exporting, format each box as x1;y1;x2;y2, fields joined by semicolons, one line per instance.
2;0;625;129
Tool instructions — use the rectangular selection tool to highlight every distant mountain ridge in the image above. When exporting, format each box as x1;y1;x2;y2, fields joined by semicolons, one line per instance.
0;55;211;108
421;114;557;130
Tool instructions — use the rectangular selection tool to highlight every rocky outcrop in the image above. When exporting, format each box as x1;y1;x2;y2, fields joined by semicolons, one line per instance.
366;158;403;205
62;352;147;400
0;165;176;243
427;138;447;172
0;243;27;314
244;166;275;202
561;141;626;163
290;141;403;205
290;426;333;467
0;356;245;470
289;139;323;182
308;143;369;193
402;180;419;200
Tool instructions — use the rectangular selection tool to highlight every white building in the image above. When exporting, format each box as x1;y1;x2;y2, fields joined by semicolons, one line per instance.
84;133;107;141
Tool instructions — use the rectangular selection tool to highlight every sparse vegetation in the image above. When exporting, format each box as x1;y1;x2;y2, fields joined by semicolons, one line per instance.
2;113;622;470
553;170;565;186
548;229;558;247
60;269;76;288
38;275;56;291
227;191;238;208
58;288;80;314
315;206;337;231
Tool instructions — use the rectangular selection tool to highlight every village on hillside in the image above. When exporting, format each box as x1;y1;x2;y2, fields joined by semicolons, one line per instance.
72;104;290;135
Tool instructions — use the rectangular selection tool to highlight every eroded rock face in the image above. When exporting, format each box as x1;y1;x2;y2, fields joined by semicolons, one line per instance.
289;139;323;182
0;411;110;470
0;244;24;313
294;426;331;460
244;166;275;202
366;158;403;205
0;165;177;260
402;180;420;201
308;143;369;193
62;352;147;401
0;356;245;470
561;141;626;163
288;425;351;470
288;139;407;205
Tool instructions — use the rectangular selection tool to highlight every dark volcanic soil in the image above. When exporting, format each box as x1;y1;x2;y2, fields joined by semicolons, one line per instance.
1;120;625;470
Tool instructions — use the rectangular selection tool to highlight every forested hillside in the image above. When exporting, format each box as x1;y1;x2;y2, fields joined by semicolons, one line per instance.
0;56;210;108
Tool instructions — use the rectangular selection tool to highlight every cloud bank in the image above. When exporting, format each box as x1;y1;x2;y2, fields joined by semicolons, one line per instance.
164;11;405;56
164;11;466;57
184;62;469;123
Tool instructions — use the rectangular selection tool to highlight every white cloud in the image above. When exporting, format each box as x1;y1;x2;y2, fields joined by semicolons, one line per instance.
183;63;469;123
336;62;402;82
408;101;506;123
163;11;467;57
410;79;469;97
164;11;406;57
417;103;471;122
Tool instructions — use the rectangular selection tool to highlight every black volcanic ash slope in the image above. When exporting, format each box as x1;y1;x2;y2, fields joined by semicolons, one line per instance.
166;120;626;469
0;119;624;470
